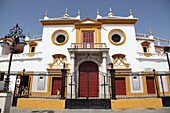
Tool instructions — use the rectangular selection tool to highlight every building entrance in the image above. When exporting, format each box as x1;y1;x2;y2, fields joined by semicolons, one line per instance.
79;61;99;97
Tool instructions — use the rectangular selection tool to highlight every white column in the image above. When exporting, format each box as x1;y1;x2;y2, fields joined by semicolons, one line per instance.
70;53;75;74
102;52;107;74
101;52;110;98
68;52;76;98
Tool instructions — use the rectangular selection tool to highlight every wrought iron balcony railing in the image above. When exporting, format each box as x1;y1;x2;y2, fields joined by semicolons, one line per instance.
70;43;107;49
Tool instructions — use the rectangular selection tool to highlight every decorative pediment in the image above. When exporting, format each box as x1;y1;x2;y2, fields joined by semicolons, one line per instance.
28;41;37;46
74;18;102;28
110;54;130;69
141;41;150;46
82;20;95;24
48;54;68;69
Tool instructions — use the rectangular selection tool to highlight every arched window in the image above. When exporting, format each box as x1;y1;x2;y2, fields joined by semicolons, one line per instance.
141;41;151;57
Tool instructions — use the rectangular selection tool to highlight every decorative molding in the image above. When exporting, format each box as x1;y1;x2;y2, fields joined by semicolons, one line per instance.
51;29;69;46
108;29;126;46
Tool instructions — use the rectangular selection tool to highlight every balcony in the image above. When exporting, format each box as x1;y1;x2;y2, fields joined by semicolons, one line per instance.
136;52;167;61
68;43;109;53
0;52;42;62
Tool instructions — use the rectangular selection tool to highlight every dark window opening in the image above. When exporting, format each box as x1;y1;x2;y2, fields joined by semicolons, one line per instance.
0;74;4;81
39;76;43;79
56;35;66;43
143;47;148;53
111;34;121;43
31;46;35;53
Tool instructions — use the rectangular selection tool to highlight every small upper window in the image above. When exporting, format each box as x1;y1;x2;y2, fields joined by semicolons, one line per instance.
143;46;148;53
141;41;150;53
28;41;37;53
31;46;35;53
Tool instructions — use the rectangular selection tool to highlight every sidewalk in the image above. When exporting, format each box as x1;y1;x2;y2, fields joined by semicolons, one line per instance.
10;107;170;113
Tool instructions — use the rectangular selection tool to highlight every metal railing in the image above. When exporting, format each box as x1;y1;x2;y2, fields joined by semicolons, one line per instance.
1;70;170;106
70;43;107;49
136;52;166;60
110;71;170;99
0;52;42;61
136;33;170;46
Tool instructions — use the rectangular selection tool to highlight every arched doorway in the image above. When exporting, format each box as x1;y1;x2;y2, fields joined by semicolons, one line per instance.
79;61;99;97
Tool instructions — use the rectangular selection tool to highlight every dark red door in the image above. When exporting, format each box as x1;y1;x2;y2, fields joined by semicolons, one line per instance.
115;78;126;95
83;31;94;48
79;61;99;97
146;77;156;94
52;77;62;95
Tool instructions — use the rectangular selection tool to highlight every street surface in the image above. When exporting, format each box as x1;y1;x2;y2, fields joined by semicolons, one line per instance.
10;107;170;113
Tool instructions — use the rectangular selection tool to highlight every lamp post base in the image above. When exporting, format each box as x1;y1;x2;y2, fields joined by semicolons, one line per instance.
3;77;10;92
0;92;12;113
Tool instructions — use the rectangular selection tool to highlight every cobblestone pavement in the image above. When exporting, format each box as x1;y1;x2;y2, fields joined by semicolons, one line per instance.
10;107;170;113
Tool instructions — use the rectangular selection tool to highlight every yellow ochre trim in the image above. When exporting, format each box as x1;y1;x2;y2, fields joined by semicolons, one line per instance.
52;54;66;59
141;71;161;95
76;28;80;43
166;72;170;94
17;71;34;96
27;53;34;57
51;29;69;46
141;41;150;46
110;72;131;96
80;28;97;43
30;92;51;96
17;98;65;109
97;28;101;43
157;73;170;95
144;53;151;57
48;54;68;69
125;76;131;95
108;29;126;46
74;18;102;29
141;41;151;56
111;98;162;109
142;75;148;95
97;18;138;24
75;18;102;44
27;41;38;56
40;19;79;25
111;54;130;69
47;70;68;97
28;41;37;46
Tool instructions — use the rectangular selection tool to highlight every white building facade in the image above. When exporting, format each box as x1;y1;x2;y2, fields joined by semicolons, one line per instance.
0;8;170;99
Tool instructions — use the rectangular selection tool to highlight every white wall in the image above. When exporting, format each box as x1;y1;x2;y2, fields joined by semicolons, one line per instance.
41;25;76;69
101;24;140;71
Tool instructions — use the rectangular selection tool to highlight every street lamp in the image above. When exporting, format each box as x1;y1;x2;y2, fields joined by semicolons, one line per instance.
164;46;170;70
1;24;27;92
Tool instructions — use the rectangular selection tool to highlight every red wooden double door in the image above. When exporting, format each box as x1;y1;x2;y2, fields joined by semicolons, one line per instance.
79;61;99;97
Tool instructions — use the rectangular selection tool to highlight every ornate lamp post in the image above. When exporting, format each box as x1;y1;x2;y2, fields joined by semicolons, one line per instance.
1;24;27;92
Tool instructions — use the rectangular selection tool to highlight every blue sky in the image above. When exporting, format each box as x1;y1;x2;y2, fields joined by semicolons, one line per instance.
0;0;170;40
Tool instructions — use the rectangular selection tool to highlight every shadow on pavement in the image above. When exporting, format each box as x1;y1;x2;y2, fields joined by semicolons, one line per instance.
32;110;54;113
